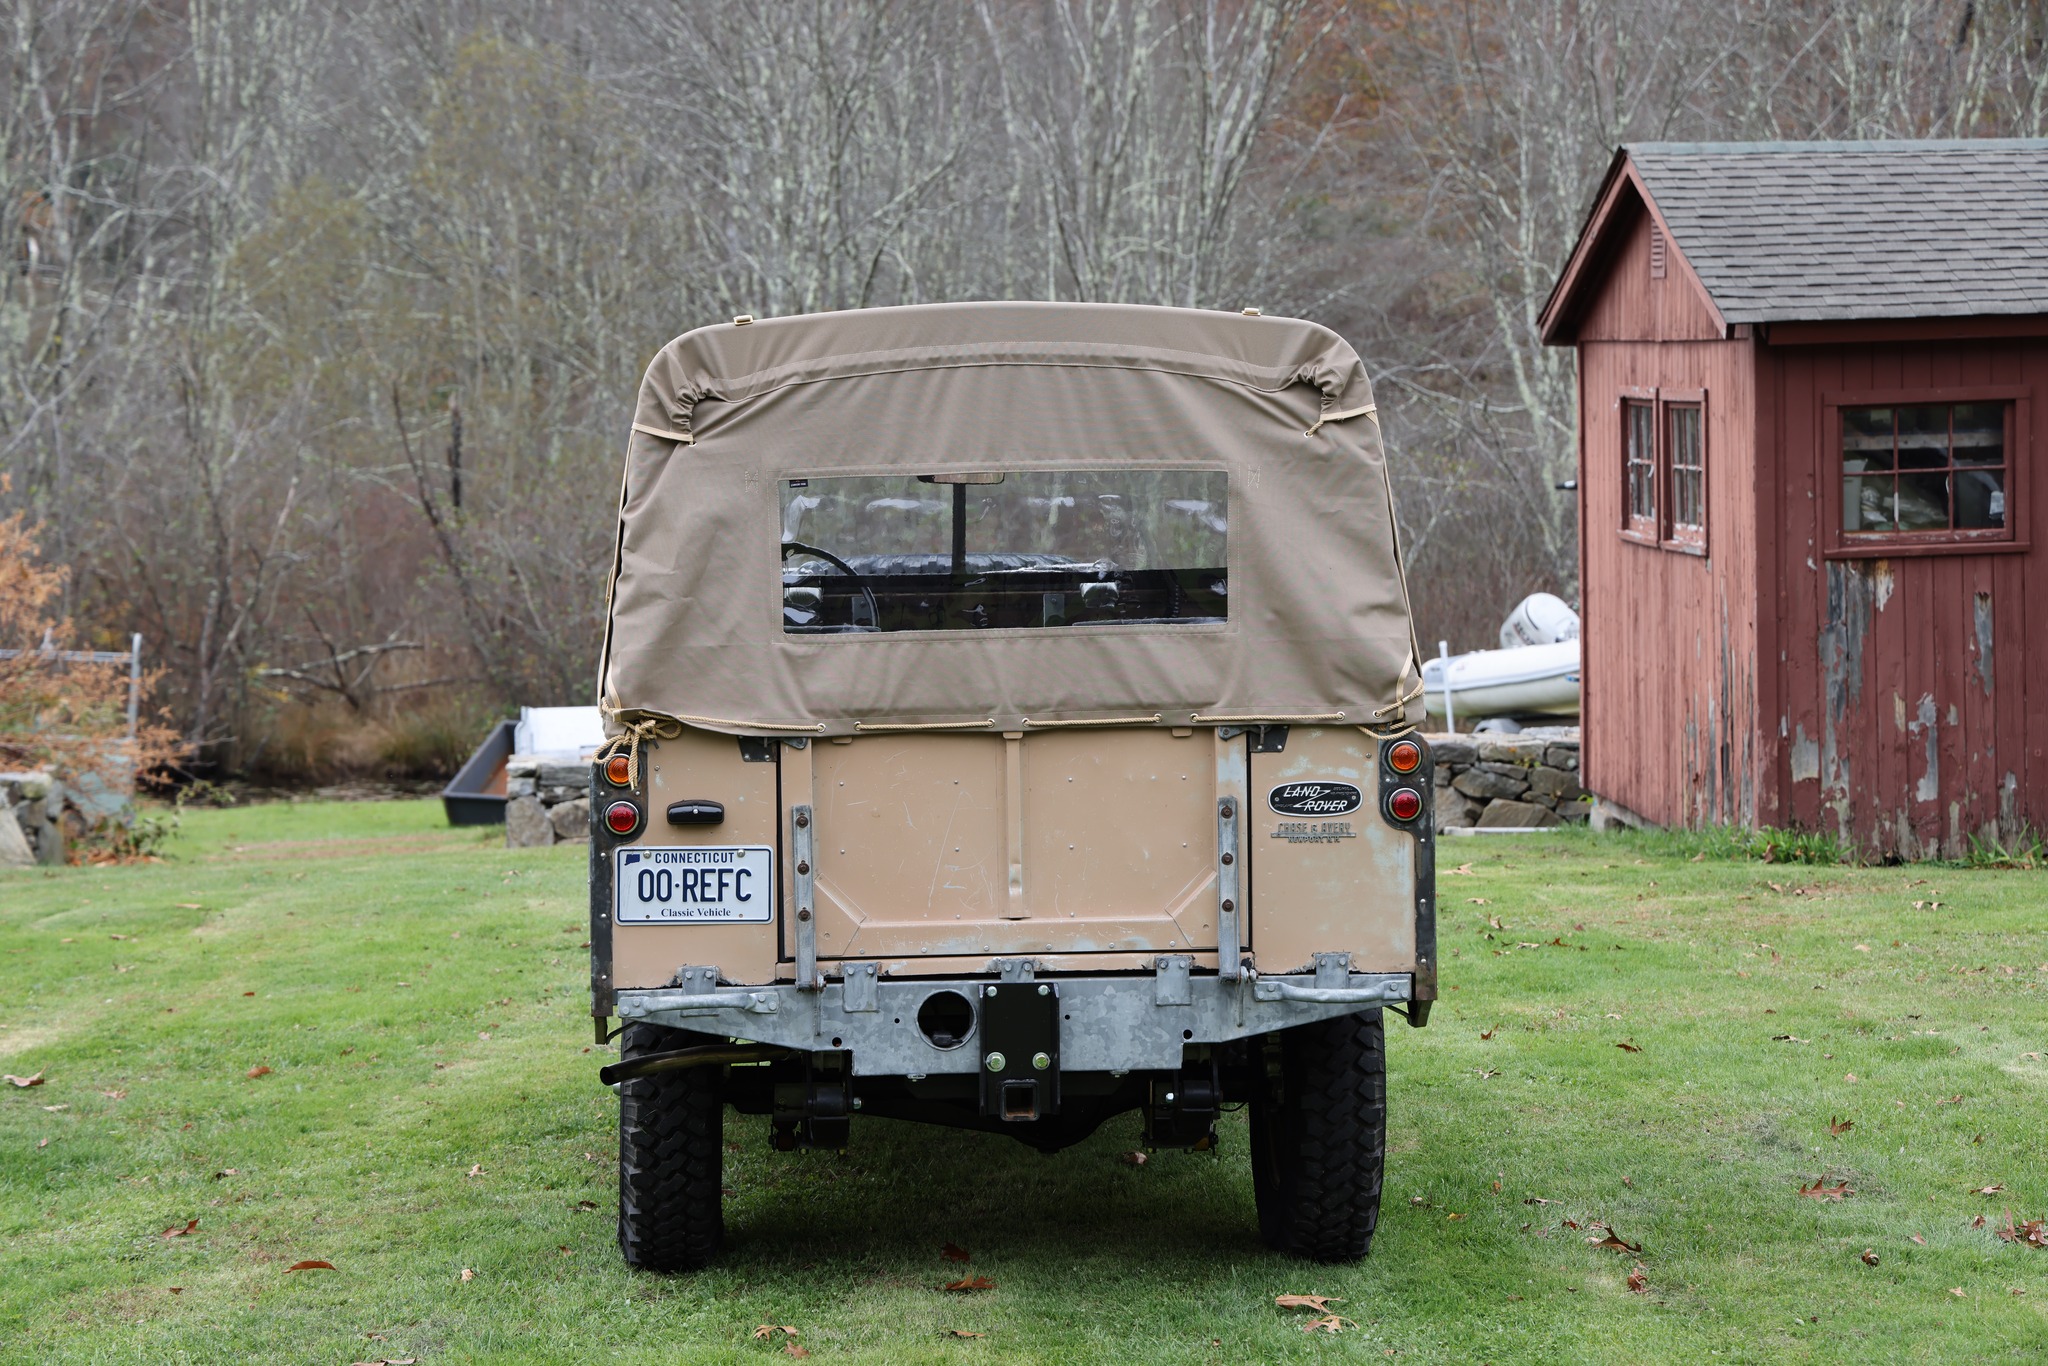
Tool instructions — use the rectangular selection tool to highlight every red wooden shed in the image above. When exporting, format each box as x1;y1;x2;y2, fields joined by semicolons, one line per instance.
1539;140;2048;857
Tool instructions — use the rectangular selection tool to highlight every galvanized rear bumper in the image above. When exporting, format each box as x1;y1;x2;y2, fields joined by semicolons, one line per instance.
615;962;1412;1078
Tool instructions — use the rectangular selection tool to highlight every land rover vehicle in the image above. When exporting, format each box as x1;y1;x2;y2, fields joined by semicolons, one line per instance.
588;302;1434;1271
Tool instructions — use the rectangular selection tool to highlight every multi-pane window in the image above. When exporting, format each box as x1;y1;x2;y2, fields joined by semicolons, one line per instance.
1667;404;1704;542
1620;391;1705;551
1624;400;1657;534
1841;402;2009;538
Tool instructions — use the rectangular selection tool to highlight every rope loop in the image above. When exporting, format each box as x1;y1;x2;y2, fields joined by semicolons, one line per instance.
595;711;685;789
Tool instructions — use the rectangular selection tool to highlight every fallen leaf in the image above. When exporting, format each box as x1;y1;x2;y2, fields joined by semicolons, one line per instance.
1479;1026;1496;1040
1971;1184;2007;1196
1626;1263;1649;1293
168;1286;182;1294
1843;1073;1858;1083
1938;1094;1965;1106
943;1276;995;1292
37;1138;47;1148
942;1241;970;1263
459;1267;474;1282
101;1089;126;1099
943;1328;986;1338
1861;1249;1880;1266
575;1200;598;1211
1562;1218;1582;1230
1301;1315;1356;1334
1588;1228;1642;1254
41;1103;67;1112
1912;1234;1927;1245
285;1260;335;1272
1772;1033;1809;1043
242;991;255;997
1828;1116;1854;1136
1467;897;1491;905
4;1072;45;1088
1950;1287;1965;1298
467;1164;484;1178
1275;1293;1341;1312
1798;1178;1852;1201
212;1169;238;1179
784;1346;810;1360
1853;944;1870;952
109;933;131;941
1523;1197;1556;1206
1615;1041;1641;1053
1446;1212;1468;1221
753;1325;799;1341
1119;1151;1147;1167
1445;862;1474;875
1995;1213;2048;1248
162;1219;198;1238
246;1065;272;1080
1973;1215;1987;1228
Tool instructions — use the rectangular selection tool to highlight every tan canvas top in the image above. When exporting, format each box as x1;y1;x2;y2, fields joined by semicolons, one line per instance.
599;301;1419;740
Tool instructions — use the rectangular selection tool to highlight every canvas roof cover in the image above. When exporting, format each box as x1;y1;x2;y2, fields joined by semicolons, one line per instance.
599;301;1419;738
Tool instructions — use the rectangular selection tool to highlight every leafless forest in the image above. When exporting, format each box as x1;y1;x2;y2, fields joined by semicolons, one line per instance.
6;0;2046;779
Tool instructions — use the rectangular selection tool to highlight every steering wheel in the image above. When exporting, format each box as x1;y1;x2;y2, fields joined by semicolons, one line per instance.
782;540;881;630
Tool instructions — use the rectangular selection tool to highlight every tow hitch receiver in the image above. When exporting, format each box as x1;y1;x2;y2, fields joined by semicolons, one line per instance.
977;982;1060;1121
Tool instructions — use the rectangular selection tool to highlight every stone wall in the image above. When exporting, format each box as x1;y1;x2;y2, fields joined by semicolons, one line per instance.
505;758;591;848
1426;730;1587;830
1;772;67;867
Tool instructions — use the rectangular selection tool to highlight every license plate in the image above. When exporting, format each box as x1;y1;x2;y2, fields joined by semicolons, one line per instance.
614;846;774;924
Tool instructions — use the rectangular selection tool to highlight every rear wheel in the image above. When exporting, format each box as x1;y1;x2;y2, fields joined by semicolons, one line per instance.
1248;1008;1387;1261
617;1022;725;1272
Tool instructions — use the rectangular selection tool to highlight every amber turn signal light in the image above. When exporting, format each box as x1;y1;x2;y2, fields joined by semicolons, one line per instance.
1386;739;1422;774
603;800;641;836
604;753;633;786
1387;787;1424;823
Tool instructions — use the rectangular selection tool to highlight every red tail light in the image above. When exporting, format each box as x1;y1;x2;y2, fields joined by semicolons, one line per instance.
1387;787;1423;823
604;800;641;835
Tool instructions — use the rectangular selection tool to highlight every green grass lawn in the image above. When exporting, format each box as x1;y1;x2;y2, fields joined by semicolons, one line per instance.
2;800;2044;1364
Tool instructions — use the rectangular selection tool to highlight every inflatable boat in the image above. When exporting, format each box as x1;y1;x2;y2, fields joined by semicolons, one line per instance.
1423;594;1582;721
1422;639;1581;719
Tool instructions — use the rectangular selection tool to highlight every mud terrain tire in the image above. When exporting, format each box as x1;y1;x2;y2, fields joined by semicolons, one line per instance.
1249;1008;1387;1261
617;1022;725;1272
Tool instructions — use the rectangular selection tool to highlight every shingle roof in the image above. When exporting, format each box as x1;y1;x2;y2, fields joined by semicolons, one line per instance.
1626;139;2048;323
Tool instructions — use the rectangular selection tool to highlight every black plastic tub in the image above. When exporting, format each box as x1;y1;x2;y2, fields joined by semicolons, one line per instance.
441;718;516;826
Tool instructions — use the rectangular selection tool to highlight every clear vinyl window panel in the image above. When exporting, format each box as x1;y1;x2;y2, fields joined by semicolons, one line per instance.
1842;402;2009;536
780;470;1228;633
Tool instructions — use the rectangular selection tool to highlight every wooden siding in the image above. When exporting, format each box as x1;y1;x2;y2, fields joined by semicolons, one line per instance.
1576;207;1761;828
1758;336;2047;856
1573;200;1724;343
